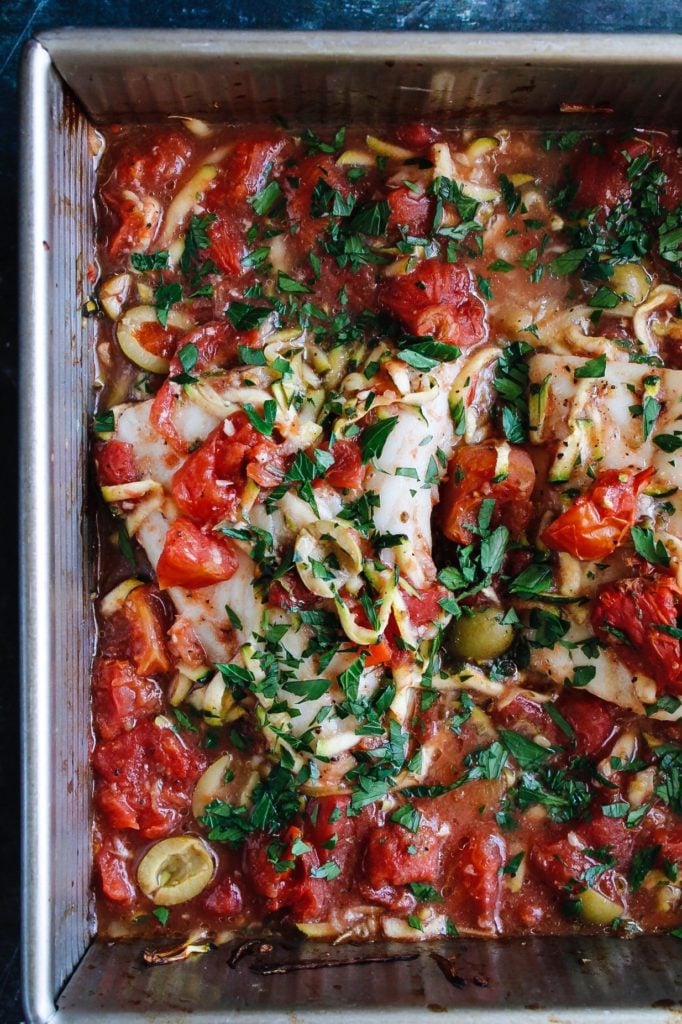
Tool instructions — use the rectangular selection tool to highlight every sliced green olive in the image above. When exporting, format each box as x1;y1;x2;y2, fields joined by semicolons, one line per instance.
578;886;624;925
137;836;215;906
445;606;514;663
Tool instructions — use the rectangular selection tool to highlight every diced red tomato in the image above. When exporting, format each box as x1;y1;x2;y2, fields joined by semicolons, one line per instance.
555;690;618;758
570;136;648;214
95;835;136;905
104;127;194;196
364;820;440;887
379;260;487;349
448;829;505;932
439;442;536;545
243;828;329;921
93;719;206;838
204;217;245;275
268;572;320;611
541;467;653;561
395;123;440;149
387;186;435;235
652;824;682;866
209;137;287;207
121;586;171;675
171;414;288;527
324;439;365;491
96;441;140;487
581;813;634;866
203;876;243;917
403;582;449;628
591;573;682;692
284;152;363;251
365;640;392;667
156;518;239;590
92;657;163;740
531;831;622;902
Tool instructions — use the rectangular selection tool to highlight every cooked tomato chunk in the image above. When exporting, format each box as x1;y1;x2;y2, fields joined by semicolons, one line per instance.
592;573;682;692
440;442;536;545
380;260;487;348
94;720;206;838
156;518;239;590
541;467;653;561
364;821;440;887
92;657;162;740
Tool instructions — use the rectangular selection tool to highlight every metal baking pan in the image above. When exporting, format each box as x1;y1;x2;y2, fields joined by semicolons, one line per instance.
19;29;682;1023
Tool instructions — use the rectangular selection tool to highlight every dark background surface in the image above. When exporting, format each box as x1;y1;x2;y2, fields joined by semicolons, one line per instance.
2;2;682;1021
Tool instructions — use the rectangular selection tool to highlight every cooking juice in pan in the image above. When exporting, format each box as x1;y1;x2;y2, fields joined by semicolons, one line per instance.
90;121;682;943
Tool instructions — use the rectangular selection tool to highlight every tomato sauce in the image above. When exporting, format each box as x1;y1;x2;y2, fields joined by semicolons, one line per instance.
91;121;682;947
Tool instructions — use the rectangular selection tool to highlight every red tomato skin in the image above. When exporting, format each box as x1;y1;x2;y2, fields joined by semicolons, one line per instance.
591;574;682;692
96;441;140;487
95;836;136;905
93;719;206;838
364;821;440;887
403;583;449;628
395;123;440;149
104;127;194;196
243;829;329;922
570;137;647;214
387;186;435;235
555;690;618;758
170;425;242;526
440;442;536;545
380;260;487;349
203;876;244;917
531;828;624;902
92;657;163;740
449;829;505;931
284;153;355;248
324;439;365;491
156;518;239;590
541;467;653;561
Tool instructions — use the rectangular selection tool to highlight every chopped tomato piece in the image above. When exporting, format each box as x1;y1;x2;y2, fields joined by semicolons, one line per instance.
167;616;207;667
104;127;194;196
96;440;140;487
204;217;245;276
555;690;618;758
323;438;365;491
243;828;329;921
591;573;682;692
403;582;449;628
395;123;440;149
209;137;287;207
92;657;162;740
448;829;505;932
379;260;487;348
156;518;239;590
364;820;440;887
541;467;653;561
95;835;136;905
365;640;392;667
531;830;623;902
439;442;536;545
94;719;206;838
122;586;171;675
387;185;435;235
203;876;243;917
268;572;320;611
570;136;647;214
171;415;287;526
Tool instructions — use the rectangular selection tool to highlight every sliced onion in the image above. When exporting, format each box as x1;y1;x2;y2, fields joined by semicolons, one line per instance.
295;519;363;599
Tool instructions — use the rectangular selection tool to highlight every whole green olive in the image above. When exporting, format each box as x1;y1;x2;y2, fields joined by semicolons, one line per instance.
445;606;514;663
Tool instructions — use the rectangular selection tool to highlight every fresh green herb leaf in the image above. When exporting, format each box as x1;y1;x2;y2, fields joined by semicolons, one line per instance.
244;399;277;437
360;416;399;463
574;354;606;379
131;250;169;272
630;525;670;567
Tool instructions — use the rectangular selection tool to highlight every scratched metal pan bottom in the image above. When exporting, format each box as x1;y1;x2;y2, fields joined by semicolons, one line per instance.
19;29;682;1024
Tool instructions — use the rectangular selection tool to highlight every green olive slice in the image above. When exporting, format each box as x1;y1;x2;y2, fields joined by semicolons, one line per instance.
137;835;215;906
445;606;514;663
